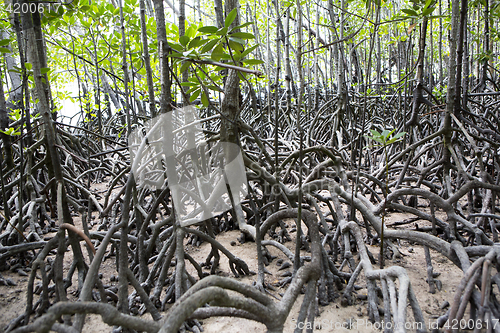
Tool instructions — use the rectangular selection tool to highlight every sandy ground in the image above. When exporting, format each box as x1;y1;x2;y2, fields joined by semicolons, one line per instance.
187;229;463;333
0;186;467;333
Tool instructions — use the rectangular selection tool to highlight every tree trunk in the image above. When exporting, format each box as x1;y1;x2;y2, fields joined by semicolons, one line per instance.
152;0;172;115
406;17;430;127
139;0;156;117
0;69;14;170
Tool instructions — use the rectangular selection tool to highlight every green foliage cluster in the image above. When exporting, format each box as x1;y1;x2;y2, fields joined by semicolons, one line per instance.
22;0;262;111
171;9;262;106
365;129;406;147
0;0;498;128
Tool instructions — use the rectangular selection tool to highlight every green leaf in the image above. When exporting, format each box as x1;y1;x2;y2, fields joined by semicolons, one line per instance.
0;47;10;54
237;72;247;80
8;68;21;74
179;61;191;73
240;44;258;58
230;21;254;32
392;131;406;140
365;135;383;144
25;63;32;71
211;74;222;81
0;39;10;47
198;26;219;33
207;85;223;92
386;138;400;145
186;85;200;94
230;32;255;39
422;6;435;16
224;8;238;28
370;129;381;137
0;127;20;136
228;40;244;52
211;43;224;61
170;52;183;58
243;59;264;65
188;36;206;49
216;27;228;36
428;15;446;19
189;88;201;102
0;128;11;135
402;8;418;16
201;91;209;107
169;43;184;52
381;129;392;139
232;53;241;62
179;35;190;46
228;36;245;44
8;109;21;121
40;67;50;74
201;39;219;53
186;25;197;39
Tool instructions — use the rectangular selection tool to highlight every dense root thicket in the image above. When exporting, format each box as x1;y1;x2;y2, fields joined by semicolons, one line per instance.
1;75;500;333
2;0;500;330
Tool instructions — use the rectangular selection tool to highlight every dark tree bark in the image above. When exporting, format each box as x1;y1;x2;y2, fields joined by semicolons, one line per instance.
214;0;224;29
406;17;433;127
218;0;256;239
152;0;172;115
454;0;468;117
20;1;71;226
0;69;14;170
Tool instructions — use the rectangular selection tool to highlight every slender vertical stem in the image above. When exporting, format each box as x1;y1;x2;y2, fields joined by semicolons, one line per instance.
454;0;468;116
439;0;443;86
285;8;292;114
139;0;156;117
152;0;172;115
117;176;133;318
119;0;132;135
294;0;304;274
274;0;281;211
0;64;12;220
380;144;388;269
179;0;189;105
444;0;460;239
90;26;102;142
